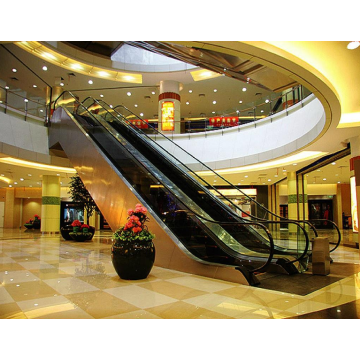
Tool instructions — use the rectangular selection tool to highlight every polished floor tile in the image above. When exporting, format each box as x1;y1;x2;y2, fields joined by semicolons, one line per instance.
1;228;360;319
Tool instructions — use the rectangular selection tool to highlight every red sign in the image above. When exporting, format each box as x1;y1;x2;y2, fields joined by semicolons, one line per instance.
208;117;238;127
130;119;149;129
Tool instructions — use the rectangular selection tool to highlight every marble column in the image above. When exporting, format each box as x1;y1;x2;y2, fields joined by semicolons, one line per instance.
41;175;61;233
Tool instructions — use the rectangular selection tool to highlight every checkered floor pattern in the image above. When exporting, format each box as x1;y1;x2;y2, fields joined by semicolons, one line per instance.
1;229;360;319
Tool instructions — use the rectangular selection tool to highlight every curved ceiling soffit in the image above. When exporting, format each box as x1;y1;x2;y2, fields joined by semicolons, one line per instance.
175;41;341;142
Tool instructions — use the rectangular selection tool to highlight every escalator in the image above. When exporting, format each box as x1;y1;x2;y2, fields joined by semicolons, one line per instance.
50;91;310;285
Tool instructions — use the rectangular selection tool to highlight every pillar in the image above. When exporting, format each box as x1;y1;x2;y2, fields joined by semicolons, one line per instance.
158;80;181;134
4;188;21;228
41;175;61;233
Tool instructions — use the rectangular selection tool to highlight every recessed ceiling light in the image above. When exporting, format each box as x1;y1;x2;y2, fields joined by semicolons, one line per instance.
127;92;132;96
88;80;93;85
189;90;192;93
20;178;24;181
12;68;17;72
347;41;360;50
212;111;215;114
9;185;12;187
242;88;247;92
33;84;37;88
60;82;64;86
331;162;336;165
135;104;138;107
214;89;217;92
265;99;270;103
24;99;28;103
42;65;47;71
152;91;156;95
212;101;217;104
5;86;9;89
186;101;190;105
100;94;104;98
140;113;144;117
323;178;327;181
239;100;242;104
28;174;32;176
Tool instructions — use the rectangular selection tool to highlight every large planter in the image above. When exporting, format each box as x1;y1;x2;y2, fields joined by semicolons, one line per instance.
69;231;94;242
111;240;155;280
61;225;95;240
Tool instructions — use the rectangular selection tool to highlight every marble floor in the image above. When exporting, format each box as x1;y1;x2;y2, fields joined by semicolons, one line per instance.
1;228;360;320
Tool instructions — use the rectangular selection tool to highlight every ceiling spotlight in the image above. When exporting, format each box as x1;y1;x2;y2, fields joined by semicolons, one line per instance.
212;100;217;104
127;92;132;96
33;84;37;88
100;94;104;98
186;101;190;105
12;68;17;72
214;89;217;92
239;101;242;104
265;99;270;103
347;41;360;50
189;90;193;93
60;82;64;86
88;80;93;85
152;91;156;95
135;104;138;107
42;65;48;71
140;113;144;117
242;87;247;92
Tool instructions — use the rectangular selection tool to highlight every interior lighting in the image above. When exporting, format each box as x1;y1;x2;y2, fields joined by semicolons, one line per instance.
186;102;190;105
347;41;360;50
152;91;156;95
12;68;17;72
98;71;109;77
239;100;243;103
16;42;142;84
196;151;327;177
42;65;48;71
0;175;11;184
189;90;193;93
242;87;247;92
127;92;132;96
135;104;138;107
190;69;222;81
33;84;37;88
265;99;270;103
88;80;93;85
0;157;77;173
100;94;104;98
24;99;29;102
332;162;336;165
212;101;217;104
214;89;217;92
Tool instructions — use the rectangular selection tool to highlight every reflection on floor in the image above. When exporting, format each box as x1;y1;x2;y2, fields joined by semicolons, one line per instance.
1;229;360;319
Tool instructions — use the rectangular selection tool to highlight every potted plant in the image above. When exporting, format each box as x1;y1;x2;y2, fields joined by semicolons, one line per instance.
24;218;33;230
69;220;93;242
111;203;155;280
24;214;41;230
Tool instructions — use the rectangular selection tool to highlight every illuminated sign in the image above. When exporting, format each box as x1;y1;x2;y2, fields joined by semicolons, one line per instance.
130;119;148;129
350;176;358;232
209;117;239;128
161;101;175;131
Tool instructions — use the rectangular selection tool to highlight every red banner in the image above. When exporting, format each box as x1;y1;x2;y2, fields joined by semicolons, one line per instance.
130;119;149;129
208;117;238;127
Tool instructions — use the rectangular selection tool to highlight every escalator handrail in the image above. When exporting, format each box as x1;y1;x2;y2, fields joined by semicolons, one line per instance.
78;96;310;267
310;219;342;253
105;101;325;243
53;92;277;273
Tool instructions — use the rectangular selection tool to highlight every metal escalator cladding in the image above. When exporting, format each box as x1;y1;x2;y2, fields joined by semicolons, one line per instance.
51;92;299;283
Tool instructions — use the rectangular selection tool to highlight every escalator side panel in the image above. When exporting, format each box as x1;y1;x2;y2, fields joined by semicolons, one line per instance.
50;107;251;285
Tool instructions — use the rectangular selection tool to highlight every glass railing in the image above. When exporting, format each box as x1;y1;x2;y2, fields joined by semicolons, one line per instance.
0;85;48;124
75;95;310;270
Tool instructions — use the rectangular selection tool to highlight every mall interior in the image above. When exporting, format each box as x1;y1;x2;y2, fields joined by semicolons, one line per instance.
1;38;360;331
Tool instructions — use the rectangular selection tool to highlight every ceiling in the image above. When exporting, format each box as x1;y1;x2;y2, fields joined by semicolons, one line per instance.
0;41;358;191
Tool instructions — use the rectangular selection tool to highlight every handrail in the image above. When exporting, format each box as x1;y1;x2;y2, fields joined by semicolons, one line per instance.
53;91;277;274
103;99;318;239
78;95;310;267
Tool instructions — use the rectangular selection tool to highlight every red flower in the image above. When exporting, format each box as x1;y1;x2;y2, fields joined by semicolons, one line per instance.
81;224;90;229
71;220;82;227
132;226;142;233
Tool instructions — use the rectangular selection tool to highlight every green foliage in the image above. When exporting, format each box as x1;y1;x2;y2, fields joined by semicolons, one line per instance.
68;175;99;224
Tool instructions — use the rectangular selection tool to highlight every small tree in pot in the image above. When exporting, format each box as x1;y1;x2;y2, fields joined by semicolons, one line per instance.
68;175;99;225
